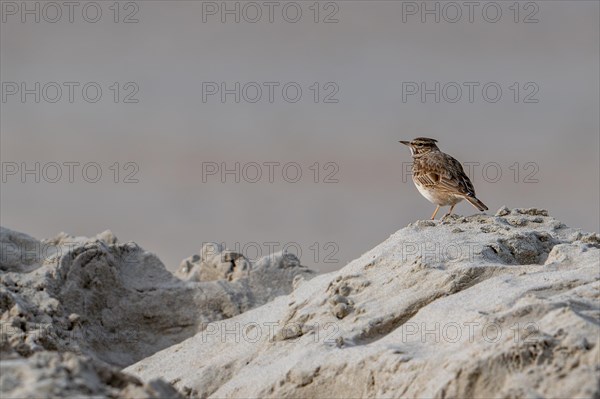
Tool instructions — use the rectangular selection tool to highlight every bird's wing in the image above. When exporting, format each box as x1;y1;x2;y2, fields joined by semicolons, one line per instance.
414;153;477;197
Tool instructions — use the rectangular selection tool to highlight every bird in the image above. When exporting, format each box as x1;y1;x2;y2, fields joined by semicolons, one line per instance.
399;137;488;220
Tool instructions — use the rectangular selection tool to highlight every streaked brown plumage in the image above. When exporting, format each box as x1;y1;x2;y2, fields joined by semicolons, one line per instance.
400;137;488;220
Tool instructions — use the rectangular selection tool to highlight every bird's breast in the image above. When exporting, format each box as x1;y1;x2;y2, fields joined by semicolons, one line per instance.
413;179;463;206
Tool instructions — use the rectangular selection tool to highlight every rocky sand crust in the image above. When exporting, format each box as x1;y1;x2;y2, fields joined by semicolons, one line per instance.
2;208;599;398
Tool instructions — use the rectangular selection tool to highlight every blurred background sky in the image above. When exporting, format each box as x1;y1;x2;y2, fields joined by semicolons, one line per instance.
1;1;598;272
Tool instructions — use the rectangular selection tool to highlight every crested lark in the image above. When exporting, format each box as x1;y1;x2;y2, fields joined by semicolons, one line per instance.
400;137;488;220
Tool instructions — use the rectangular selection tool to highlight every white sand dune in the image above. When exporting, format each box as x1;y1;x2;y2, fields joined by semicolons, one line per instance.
1;207;599;398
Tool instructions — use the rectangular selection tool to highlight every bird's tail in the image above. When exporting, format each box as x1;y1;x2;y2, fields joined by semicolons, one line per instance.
464;195;488;212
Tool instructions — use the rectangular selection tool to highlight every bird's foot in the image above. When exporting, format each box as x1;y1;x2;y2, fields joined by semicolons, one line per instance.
441;212;457;220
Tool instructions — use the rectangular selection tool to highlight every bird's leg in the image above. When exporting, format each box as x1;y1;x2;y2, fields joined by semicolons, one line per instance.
443;204;456;218
430;205;440;220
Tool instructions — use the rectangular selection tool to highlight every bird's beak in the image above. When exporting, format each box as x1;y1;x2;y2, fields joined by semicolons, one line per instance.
399;140;411;146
